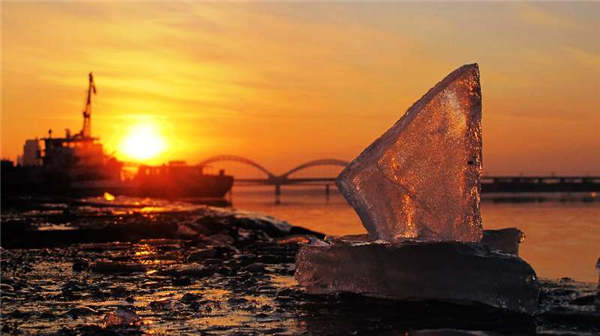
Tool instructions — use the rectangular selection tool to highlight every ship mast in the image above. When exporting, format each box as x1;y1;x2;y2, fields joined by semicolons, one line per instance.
81;72;96;138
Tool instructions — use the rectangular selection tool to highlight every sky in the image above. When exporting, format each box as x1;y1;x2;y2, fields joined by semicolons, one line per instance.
2;1;599;176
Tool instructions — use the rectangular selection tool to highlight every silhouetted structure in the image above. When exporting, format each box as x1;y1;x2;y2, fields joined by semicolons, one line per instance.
2;74;232;200
199;155;600;201
134;161;232;198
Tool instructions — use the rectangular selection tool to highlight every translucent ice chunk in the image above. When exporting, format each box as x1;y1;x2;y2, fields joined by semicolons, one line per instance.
327;228;524;256
295;240;539;313
336;64;483;242
102;307;141;327
481;228;523;255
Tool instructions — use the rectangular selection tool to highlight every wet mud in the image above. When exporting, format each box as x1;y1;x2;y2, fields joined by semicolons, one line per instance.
1;198;598;335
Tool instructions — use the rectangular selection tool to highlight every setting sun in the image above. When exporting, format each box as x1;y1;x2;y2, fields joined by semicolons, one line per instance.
120;123;166;161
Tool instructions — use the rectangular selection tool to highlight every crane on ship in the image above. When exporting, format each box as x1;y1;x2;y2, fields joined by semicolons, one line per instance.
80;72;96;138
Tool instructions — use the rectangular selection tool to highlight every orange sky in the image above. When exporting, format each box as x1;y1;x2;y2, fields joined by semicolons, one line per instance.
2;2;599;175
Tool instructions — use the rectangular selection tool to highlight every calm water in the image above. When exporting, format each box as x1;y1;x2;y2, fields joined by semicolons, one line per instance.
231;186;600;283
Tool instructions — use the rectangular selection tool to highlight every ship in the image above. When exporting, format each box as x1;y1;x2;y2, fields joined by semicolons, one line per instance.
1;73;233;200
133;161;232;198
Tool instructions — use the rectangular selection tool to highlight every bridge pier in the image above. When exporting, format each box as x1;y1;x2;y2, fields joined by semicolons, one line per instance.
275;184;281;204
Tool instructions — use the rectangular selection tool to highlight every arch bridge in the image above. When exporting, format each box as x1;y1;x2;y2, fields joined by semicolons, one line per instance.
198;155;348;186
198;155;600;203
199;155;277;181
199;155;348;202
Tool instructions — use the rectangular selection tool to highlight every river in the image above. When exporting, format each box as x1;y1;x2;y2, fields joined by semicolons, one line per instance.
231;186;600;283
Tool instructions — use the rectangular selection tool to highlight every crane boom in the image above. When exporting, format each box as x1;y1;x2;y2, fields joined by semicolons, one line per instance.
81;72;96;138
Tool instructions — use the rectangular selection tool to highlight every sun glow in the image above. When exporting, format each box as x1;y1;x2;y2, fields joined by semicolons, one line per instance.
120;123;166;161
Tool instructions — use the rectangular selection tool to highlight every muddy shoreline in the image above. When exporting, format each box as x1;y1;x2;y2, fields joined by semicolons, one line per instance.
1;199;598;335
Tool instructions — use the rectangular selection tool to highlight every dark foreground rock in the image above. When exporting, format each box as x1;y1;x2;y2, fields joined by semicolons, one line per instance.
296;240;540;313
0;206;324;249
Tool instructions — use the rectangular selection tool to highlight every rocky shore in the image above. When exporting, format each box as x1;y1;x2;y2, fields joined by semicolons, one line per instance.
1;200;598;335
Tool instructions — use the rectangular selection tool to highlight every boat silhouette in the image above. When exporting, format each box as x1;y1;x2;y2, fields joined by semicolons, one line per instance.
2;73;233;199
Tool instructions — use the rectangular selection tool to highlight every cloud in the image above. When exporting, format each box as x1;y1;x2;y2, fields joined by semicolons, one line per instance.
565;46;600;72
2;2;599;173
514;3;575;30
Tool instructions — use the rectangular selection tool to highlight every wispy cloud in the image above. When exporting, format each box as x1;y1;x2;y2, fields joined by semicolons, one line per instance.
565;46;600;72
514;3;575;30
2;2;599;173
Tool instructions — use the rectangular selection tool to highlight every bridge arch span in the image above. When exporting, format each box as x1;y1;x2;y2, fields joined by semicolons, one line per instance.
199;155;276;179
281;159;348;178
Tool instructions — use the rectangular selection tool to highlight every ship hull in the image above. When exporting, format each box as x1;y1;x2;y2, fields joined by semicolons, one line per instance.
1;164;233;200
130;175;233;199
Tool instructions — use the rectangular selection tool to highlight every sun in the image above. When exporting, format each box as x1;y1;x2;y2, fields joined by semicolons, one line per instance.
120;123;166;161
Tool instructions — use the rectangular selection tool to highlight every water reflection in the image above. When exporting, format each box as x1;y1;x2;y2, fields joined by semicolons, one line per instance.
232;186;600;283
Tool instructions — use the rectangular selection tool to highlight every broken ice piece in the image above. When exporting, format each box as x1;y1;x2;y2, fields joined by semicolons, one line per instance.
336;64;483;242
481;228;524;255
326;228;524;256
102;307;141;327
295;241;539;313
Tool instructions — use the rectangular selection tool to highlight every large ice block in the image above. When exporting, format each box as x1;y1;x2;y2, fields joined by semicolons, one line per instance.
295;240;539;313
326;228;524;256
481;228;523;255
337;64;483;242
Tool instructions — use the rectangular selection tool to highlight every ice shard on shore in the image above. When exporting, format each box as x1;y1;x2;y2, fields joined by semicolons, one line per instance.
296;64;540;313
336;64;483;242
295;241;539;314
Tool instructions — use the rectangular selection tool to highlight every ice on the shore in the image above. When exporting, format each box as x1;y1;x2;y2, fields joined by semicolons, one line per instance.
481;228;523;255
102;307;141;327
336;64;483;242
326;228;524;256
296;64;539;313
295;241;539;313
